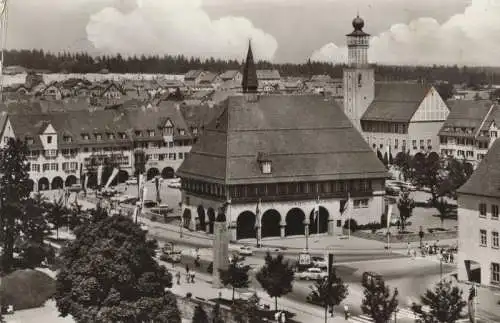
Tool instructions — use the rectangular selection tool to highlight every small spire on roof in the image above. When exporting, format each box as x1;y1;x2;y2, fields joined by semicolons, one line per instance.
242;39;258;94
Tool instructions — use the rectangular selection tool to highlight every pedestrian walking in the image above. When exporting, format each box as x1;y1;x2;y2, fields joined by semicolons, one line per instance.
344;305;349;320
175;271;181;285
191;272;195;283
280;311;286;323
186;272;190;283
450;252;454;263
185;264;189;274
407;241;411;256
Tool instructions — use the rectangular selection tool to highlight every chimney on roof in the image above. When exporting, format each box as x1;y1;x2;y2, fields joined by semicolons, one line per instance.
242;40;259;94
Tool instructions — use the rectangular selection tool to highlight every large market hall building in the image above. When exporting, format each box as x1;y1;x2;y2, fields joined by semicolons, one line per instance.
176;41;388;242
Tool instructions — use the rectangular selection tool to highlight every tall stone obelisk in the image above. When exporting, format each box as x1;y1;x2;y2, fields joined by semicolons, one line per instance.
212;202;230;288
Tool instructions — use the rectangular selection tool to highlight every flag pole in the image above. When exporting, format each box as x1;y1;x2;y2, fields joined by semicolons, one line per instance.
347;192;351;240
316;195;320;237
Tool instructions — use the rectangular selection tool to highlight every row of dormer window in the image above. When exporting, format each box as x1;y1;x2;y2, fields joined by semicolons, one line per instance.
441;126;498;136
25;128;185;145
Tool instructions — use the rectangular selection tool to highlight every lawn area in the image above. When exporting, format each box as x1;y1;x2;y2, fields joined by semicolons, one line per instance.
4;300;74;323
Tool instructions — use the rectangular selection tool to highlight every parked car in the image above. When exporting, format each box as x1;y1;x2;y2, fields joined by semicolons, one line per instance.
238;246;253;256
311;256;328;269
295;267;328;281
150;204;173;216
393;181;416;191
385;184;401;196
160;250;182;263
126;177;138;185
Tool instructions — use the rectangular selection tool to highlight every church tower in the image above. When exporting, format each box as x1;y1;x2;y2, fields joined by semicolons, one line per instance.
343;15;375;133
242;40;259;93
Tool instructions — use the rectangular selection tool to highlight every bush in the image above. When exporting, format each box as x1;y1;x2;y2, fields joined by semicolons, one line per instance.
19;243;56;269
343;219;358;232
186;292;192;298
150;214;157;222
357;222;382;231
0;269;56;310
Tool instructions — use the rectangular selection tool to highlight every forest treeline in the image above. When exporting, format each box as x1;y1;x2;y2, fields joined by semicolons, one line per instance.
4;49;500;86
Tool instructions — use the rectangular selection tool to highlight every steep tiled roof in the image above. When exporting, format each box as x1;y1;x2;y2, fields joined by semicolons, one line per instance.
219;70;240;80
361;82;431;122
177;94;387;184
458;139;500;198
198;72;218;84
256;70;281;80
439;101;493;134
6;102;192;150
184;70;203;80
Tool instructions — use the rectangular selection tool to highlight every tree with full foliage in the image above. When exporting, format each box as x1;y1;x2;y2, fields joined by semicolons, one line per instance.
308;270;349;321
441;158;473;198
393;152;412;181
420;280;467;323
256;252;294;311
412;152;444;203
219;255;251;301
0;138;32;273
361;277;399;323
434;82;454;101
17;197;54;268
54;215;180;323
192;304;209;323
46;195;67;240
433;198;453;228
396;191;415;232
231;293;261;323
211;303;225;323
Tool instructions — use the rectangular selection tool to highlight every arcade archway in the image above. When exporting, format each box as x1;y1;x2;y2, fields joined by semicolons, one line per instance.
52;176;64;190
38;178;49;191
182;209;192;228
197;205;206;231
261;209;281;238
285;208;306;236
65;175;77;187
309;206;329;234
162;167;175;179
207;208;216;234
116;170;129;184
147;168;160;180
237;211;257;240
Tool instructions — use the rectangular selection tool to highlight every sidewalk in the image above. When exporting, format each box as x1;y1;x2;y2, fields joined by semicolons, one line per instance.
167;263;348;323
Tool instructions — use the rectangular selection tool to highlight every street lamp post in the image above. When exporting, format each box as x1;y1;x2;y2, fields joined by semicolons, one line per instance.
439;254;443;281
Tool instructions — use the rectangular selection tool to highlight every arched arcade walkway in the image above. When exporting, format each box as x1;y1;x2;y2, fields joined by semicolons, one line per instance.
261;209;281;238
236;211;257;240
197;205;206;231
285;208;305;236
38;178;49;191
162;167;175;179
51;177;64;190
147;168;160;180
207;208;216;234
309;206;329;234
65;175;77;187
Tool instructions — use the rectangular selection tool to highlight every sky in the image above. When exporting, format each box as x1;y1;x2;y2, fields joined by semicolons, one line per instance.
5;0;500;66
